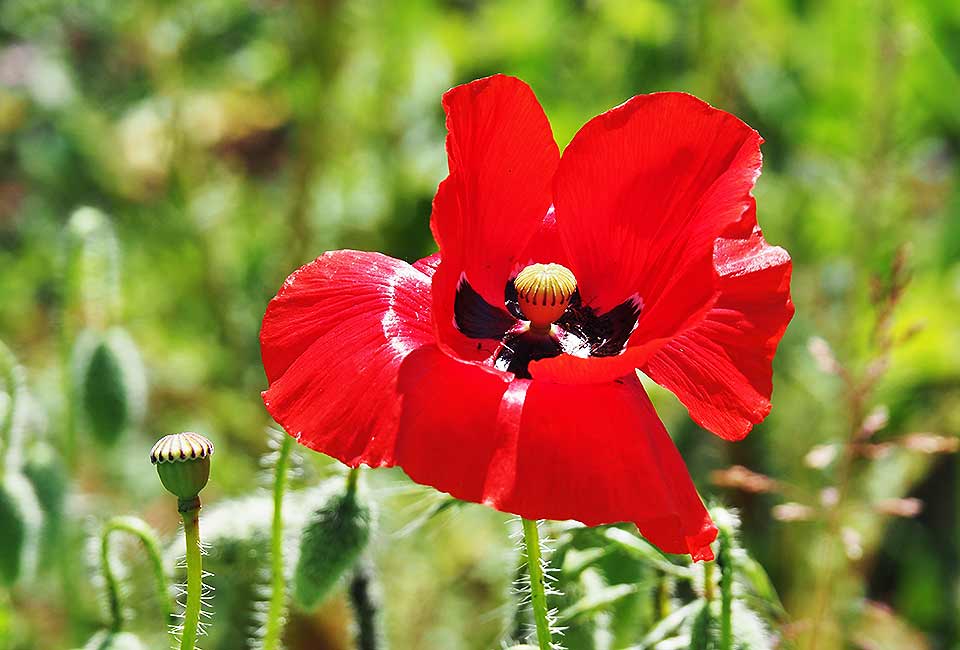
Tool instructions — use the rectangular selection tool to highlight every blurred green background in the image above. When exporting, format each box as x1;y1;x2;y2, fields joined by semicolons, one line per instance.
1;0;958;649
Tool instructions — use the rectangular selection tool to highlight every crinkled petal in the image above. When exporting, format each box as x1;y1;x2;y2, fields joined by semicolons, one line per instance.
260;250;435;465
535;92;764;384
643;206;794;440
431;74;560;361
413;252;441;277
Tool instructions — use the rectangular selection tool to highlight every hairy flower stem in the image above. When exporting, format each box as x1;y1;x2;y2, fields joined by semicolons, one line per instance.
656;574;672;620
521;518;552;650
346;466;359;496
349;559;383;650
703;560;716;602
718;530;734;650
100;517;173;634
180;506;203;650
263;434;293;650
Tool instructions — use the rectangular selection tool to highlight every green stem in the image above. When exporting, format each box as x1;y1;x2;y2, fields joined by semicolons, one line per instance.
657;574;673;620
346;466;360;496
521;518;552;650
718;530;734;650
180;507;203;650
262;434;293;650
101;516;173;634
704;560;716;602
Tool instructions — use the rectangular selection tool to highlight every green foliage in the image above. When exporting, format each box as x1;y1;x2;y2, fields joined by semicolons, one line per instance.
293;480;372;610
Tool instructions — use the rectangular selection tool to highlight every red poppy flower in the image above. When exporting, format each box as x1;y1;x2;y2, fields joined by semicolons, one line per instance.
260;75;793;561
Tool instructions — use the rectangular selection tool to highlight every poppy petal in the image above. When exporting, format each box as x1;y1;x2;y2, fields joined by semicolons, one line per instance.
431;74;560;361
394;344;514;502
492;375;717;559
260;250;435;465
413;252;441;277
643;207;794;440
517;206;569;267
554;92;763;346
393;364;716;559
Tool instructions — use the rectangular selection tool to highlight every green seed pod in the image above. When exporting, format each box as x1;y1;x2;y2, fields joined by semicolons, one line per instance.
0;472;42;587
74;328;146;446
0;481;25;586
22;442;68;563
293;479;371;610
80;630;147;650
689;599;720;650
150;432;214;506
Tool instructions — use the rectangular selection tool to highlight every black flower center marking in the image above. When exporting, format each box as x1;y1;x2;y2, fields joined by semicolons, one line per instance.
453;263;642;378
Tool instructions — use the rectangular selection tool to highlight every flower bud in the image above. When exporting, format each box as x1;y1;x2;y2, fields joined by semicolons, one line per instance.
150;432;213;508
23;442;68;560
74;328;146;446
690;599;720;649
293;478;371;609
0;480;26;586
79;630;146;650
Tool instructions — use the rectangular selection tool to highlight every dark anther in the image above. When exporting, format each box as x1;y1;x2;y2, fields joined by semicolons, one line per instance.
454;274;517;340
558;294;642;357
503;277;524;320
454;271;642;377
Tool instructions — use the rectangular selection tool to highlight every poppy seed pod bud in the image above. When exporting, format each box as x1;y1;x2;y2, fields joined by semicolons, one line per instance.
74;328;147;447
0;481;26;586
293;478;371;609
150;432;213;509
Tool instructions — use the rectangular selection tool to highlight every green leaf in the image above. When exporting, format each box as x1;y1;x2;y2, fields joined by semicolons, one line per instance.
603;528;692;579
560;582;638;623
734;549;786;616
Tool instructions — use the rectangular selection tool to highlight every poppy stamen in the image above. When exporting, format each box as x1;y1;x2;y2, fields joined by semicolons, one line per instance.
513;263;577;333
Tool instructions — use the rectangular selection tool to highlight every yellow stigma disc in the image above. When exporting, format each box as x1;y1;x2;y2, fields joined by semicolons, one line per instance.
513;263;577;330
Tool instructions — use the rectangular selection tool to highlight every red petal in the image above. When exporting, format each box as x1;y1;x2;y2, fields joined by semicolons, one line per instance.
517;206;569;267
643;206;794;440
394;344;514;501
497;375;716;559
431;75;560;361
554;92;763;344
395;365;716;559
260;251;435;465
413;252;441;277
